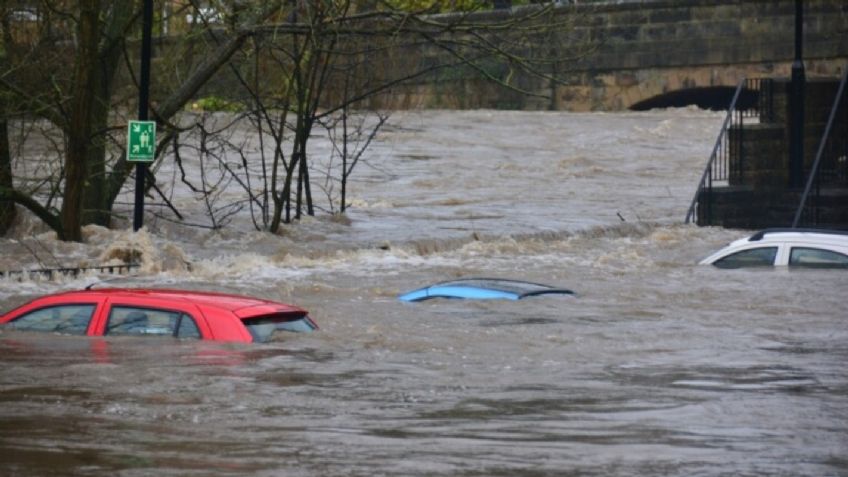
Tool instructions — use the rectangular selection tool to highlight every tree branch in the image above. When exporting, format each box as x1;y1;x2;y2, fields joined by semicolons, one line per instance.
0;186;64;239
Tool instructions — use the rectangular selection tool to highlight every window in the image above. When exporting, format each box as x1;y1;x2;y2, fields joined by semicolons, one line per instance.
106;306;200;339
713;247;778;268
789;247;848;269
6;304;95;335
176;315;201;339
244;314;317;343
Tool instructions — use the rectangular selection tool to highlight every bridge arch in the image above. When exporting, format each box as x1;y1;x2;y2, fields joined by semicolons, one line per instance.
628;86;758;111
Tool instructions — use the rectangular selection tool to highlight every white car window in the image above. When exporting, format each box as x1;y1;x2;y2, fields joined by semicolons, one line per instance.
789;247;848;268
713;247;778;268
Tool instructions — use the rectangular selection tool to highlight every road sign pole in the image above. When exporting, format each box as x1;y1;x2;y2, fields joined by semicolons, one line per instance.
133;0;153;231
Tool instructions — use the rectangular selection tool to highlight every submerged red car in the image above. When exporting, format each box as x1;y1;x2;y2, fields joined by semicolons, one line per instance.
0;288;317;343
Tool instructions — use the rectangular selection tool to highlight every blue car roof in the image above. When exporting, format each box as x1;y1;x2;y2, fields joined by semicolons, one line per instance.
398;278;575;302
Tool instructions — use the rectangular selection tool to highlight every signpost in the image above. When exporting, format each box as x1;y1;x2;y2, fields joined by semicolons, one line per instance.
127;120;156;162
132;0;154;232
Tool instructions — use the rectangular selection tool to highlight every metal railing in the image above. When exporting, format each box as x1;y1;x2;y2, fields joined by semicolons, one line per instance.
685;78;773;224
792;67;848;228
0;263;139;279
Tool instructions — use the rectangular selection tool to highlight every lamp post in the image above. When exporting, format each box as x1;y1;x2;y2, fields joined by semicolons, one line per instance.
789;0;805;188
133;0;153;231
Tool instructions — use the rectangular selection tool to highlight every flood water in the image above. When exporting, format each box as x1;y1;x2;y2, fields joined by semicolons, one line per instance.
1;109;847;476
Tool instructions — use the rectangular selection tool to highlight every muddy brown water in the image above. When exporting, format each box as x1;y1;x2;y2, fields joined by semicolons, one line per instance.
1;110;846;476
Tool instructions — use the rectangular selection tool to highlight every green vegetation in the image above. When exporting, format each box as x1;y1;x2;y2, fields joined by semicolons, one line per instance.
191;96;244;112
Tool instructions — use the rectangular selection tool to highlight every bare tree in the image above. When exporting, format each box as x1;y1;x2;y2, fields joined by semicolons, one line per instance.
317;107;388;214
1;0;597;239
0;1;281;240
217;1;597;234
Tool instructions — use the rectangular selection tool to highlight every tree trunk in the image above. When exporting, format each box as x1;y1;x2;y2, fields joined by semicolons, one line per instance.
82;2;133;227
0;12;16;235
61;0;101;242
0;119;16;235
81;104;111;227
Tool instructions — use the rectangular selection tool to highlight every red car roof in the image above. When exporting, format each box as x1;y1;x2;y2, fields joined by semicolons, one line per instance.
45;288;305;315
2;288;315;343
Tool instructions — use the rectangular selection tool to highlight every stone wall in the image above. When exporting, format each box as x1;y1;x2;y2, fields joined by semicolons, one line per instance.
379;0;848;111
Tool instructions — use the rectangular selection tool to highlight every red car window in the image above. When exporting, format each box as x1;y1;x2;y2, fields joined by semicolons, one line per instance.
105;306;200;339
4;304;96;335
243;313;317;342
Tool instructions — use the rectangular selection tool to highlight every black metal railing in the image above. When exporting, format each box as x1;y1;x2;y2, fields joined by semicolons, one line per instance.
751;77;775;123
792;68;848;228
685;78;773;224
0;263;139;279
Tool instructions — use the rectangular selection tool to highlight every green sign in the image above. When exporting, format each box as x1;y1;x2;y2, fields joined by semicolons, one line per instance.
127;120;156;162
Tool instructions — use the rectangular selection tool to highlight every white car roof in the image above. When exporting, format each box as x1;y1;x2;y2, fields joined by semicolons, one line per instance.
700;228;848;265
745;228;848;244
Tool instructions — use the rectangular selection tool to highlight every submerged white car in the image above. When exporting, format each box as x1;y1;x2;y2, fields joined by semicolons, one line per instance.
700;229;848;269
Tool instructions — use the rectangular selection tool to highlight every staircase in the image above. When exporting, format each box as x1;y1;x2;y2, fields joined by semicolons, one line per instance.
686;70;848;230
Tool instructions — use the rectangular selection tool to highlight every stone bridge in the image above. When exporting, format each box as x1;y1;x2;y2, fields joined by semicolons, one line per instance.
388;0;848;111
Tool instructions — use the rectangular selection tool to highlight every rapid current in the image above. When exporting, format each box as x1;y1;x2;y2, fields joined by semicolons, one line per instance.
1;109;846;476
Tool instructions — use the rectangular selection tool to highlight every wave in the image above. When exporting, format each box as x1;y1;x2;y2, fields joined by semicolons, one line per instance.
0;220;739;308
